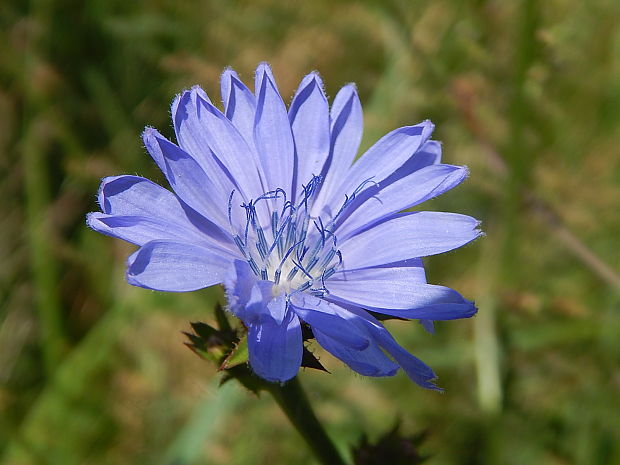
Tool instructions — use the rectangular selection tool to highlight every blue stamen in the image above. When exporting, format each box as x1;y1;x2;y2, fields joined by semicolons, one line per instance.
292;258;313;280
322;267;336;280
256;226;269;258
286;267;298;281
284;217;297;251
306;256;319;273
231;175;347;294
296;245;307;263
233;235;246;256
298;215;309;244
278;238;304;269
320;248;337;269
271;211;279;239
247;257;260;276
242;202;253;244
227;190;236;230
281;200;293;218
332;177;377;223
271;215;291;257
274;188;287;205
302;241;321;268
256;239;267;260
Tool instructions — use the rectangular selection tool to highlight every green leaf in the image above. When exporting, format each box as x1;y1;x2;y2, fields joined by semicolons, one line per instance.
189;322;219;341
220;335;249;370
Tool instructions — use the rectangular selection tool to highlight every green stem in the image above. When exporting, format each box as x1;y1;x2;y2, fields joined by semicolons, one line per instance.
266;377;348;465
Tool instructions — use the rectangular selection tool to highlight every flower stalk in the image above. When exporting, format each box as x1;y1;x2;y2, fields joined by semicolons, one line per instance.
266;377;348;465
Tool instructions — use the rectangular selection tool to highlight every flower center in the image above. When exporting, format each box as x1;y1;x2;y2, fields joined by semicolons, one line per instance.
229;176;341;297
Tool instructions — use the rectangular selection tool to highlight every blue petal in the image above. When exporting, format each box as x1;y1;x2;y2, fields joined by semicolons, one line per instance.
172;86;225;178
171;86;212;131
332;297;477;321
126;240;232;292
143;128;229;227
336;164;469;239
175;87;266;203
415;140;442;164
311;84;363;217
371;324;441;390
383;141;443;186
253;63;295;196
345;306;441;390
339;211;482;269
94;174;233;248
348;139;441;203
314;330;399;377
97;175;180;217
220;68;258;152
289;72;330;195
305;301;400;377
224;260;258;319
323;121;434;218
193;94;266;200
419;320;436;334
223;261;286;324
290;294;369;350
329;265;427;291
87;212;204;247
266;293;288;325
326;266;477;319
242;281;275;323
248;309;302;383
171;88;251;220
331;259;427;281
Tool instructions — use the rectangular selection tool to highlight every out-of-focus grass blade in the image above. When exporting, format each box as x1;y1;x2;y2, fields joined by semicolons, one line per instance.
0;295;136;465
473;229;503;415
157;382;243;465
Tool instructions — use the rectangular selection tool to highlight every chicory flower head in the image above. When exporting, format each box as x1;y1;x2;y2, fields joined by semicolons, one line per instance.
88;63;481;389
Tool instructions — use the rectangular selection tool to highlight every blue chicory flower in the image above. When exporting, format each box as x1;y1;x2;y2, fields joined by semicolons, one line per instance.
87;63;481;389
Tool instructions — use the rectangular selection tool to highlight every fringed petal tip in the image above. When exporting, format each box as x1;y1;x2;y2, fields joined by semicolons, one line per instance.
254;62;276;85
141;125;157;139
341;81;358;91
170;91;185;119
300;70;325;90
467;300;479;318
398;356;443;392
189;84;210;103
419;118;435;134
473;221;485;239
85;211;101;230
95;175;128;214
424;378;445;393
461;164;471;179
220;66;240;80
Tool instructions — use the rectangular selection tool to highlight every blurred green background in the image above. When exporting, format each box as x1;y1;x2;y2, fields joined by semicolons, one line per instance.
1;0;620;463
